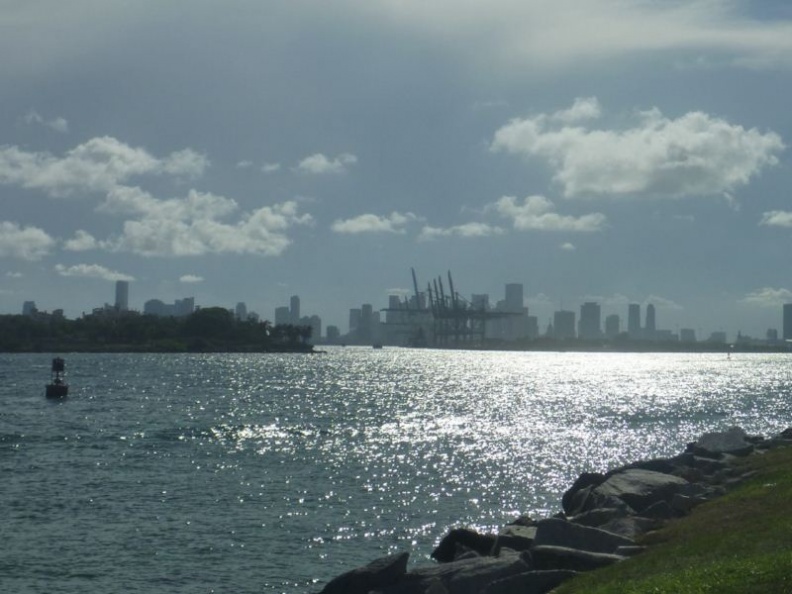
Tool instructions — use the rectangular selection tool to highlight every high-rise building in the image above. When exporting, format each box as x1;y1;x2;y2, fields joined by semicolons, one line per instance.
680;328;697;343
22;301;37;316
628;304;641;338
115;280;129;311
235;302;248;321
784;304;792;341
275;306;290;326
504;283;524;312
645;303;656;339
290;295;300;324
604;314;620;339
553;310;576;340
578;302;602;340
348;308;362;333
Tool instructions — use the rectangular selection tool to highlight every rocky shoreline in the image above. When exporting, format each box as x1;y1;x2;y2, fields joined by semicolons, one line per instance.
316;426;792;594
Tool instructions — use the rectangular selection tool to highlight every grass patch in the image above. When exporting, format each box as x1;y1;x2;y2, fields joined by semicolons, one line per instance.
553;445;792;594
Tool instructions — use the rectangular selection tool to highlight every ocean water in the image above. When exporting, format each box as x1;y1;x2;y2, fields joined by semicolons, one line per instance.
2;348;791;593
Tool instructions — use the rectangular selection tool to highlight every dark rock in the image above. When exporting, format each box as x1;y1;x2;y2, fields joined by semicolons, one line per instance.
591;468;689;513
597;516;661;540
568;507;630;529
531;545;625;572
614;545;647;557
779;427;792;439
507;514;536;527
431;528;496;563
640;500;673;520
493;525;537;555
319;551;409;594
378;554;530;594
670;493;708;516
479;569;579;594
533;517;635;554
562;472;606;515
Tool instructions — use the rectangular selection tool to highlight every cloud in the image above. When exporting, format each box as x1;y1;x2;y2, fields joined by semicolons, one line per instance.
489;195;606;232
741;287;792;308
331;211;417;234
262;162;281;174
54;263;134;282
418;222;504;241
6;271;24;278
560;242;576;251
179;274;204;283
235;160;253;169
64;229;101;251
96;187;313;257
760;211;792;228
0;221;55;260
0;136;209;198
643;295;684;311
369;1;792;70
295;152;357;175
491;99;784;199
22;110;69;133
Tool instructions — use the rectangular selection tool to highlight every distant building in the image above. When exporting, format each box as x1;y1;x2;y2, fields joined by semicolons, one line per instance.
604;314;620;339
22;301;37;316
553;310;576;340
645;303;656;340
115;280;129;311
628;304;641;338
235;302;248;321
326;325;341;343
707;331;728;344
784;304;792;341
144;297;195;317
275;306;290;326
348;308;362;333
578;302;602;340
680;328;697;343
504;283;523;312
290;295;300;324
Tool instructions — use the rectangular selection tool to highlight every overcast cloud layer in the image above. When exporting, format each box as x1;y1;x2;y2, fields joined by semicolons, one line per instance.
1;0;791;337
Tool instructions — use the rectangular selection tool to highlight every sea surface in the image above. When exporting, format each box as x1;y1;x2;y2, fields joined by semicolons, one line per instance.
2;348;791;593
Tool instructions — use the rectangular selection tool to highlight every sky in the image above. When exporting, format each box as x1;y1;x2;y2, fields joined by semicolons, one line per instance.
1;0;792;339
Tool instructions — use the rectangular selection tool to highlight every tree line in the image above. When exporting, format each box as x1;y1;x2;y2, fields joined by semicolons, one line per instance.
0;307;313;353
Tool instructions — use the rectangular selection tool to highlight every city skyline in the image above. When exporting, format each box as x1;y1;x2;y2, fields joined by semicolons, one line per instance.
2;2;792;340
13;277;792;344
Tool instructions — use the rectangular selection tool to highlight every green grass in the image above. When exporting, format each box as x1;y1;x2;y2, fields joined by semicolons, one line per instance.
552;445;792;593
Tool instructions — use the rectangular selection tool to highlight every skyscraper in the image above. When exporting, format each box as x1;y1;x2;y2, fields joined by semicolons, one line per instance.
784;304;792;341
604;314;620;339
553;310;576;340
628;304;641;338
290;295;300;324
578;302;602;340
504;283;523;312
645;303;656;340
115;280;129;311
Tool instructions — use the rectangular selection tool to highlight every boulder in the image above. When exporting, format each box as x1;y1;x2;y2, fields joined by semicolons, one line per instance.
479;570;579;594
319;551;409;594
431;528;497;563
561;472;606;515
596;516;662;540
377;554;531;594
532;518;635;554
568;507;630;529
531;545;625;572
493;525;538;555
693;426;755;457
591;469;689;513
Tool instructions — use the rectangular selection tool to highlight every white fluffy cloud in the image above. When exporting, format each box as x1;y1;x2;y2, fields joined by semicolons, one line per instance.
490;195;606;232
0;221;55;260
295;153;357;175
331;211;416;234
418;222;504;241
760;211;792;228
180;274;204;283
64;230;101;252
491;99;784;199
54;263;134;282
0;136;208;197
23;110;69;133
97;187;313;257
741;287;792;308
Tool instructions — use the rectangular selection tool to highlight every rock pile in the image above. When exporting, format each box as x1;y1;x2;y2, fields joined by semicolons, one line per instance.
316;426;792;594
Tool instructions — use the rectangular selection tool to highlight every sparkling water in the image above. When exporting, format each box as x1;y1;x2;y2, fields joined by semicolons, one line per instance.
2;349;791;593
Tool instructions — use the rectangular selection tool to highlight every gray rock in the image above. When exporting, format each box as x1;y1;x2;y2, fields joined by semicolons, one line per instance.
592;468;689;513
493;524;537;555
377;554;531;594
694;426;755;456
479;570;579;594
532;517;635;554
614;545;647;557
531;545;626;572
319;551;409;594
670;493;708;515
562;472;606;515
641;500;673;520
431;528;496;563
568;507;630;529
597;516;661;540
